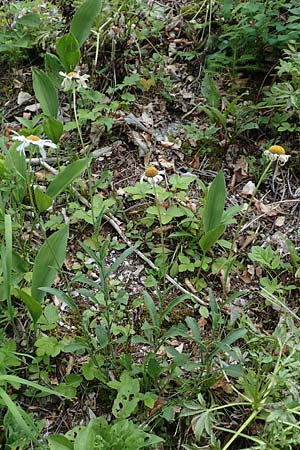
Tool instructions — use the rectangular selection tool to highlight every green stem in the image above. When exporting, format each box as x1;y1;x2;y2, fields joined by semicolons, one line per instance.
222;408;260;450
223;160;272;299
153;184;166;297
72;87;85;150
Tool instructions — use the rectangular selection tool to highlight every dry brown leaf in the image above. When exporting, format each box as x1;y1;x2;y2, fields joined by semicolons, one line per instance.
241;233;257;250
254;199;278;216
146;397;167;417
229;172;237;191
240;265;255;283
210;378;233;394
66;356;75;375
184;278;197;293
158;155;175;170
234;156;248;176
197;317;207;331
34;170;51;182
131;130;153;157
191;154;200;169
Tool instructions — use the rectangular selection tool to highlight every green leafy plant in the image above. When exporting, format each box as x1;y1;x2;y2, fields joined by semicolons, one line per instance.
48;417;163;450
207;0;300;75
259;43;300;133
125;171;239;287
181;317;300;449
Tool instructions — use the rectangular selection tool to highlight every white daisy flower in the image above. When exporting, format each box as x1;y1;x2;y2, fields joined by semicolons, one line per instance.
264;145;290;165
140;166;165;186
11;132;57;159
59;70;89;90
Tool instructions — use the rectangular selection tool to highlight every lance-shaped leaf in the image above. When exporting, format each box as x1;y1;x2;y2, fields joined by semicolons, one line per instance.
31;226;69;302
32;68;58;118
56;32;80;72
202;170;226;233
70;0;102;47
46;158;91;199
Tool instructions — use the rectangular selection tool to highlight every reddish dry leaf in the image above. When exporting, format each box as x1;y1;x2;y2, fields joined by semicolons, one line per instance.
240;265;255;283
146;397;167;417
191;154;200;169
184;278;198;293
241;233;257;250
234;156;248;176
197;317;207;331
229;172;237;191
254;199;279;216
210;378;233;394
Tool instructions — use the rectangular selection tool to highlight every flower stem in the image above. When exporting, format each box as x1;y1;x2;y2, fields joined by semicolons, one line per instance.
222;160;273;299
72;87;85;150
153;184;166;296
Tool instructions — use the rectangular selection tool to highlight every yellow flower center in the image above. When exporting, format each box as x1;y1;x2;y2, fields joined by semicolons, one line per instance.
27;135;41;142
268;145;285;155
67;71;77;78
145;167;159;178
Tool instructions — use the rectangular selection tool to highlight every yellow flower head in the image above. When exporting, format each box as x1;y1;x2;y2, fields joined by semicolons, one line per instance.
67;71;78;78
264;145;290;165
27;135;41;142
268;145;285;155
145;167;159;178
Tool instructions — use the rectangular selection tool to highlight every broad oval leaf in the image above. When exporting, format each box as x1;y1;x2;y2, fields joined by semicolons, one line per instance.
15;289;42;325
31;226;69;302
46;158;91;199
34;187;53;212
48;435;73;450
202;170;226;233
74;421;96;450
56;32;80;72
32;68;58;118
70;0;102;47
199;224;226;254
44;117;64;144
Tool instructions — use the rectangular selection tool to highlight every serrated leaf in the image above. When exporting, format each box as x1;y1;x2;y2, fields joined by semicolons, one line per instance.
201;73;220;108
